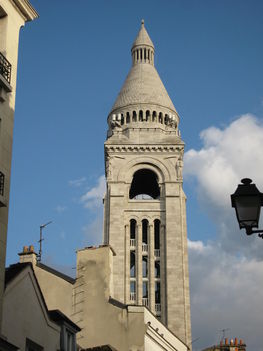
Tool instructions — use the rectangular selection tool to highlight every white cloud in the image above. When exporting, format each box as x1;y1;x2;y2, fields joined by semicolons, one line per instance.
68;177;86;187
80;175;106;209
189;239;263;351
184;114;263;259
185;115;263;351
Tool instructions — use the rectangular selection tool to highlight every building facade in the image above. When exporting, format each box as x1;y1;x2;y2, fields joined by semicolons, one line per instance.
0;0;37;335
103;20;191;346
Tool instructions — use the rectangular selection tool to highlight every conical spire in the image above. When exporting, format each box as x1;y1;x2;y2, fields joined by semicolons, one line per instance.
108;20;179;137
131;20;155;66
132;19;154;50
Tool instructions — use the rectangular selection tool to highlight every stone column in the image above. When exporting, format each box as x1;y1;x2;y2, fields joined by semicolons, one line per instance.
160;223;166;324
149;223;155;312
136;223;142;304
124;224;130;304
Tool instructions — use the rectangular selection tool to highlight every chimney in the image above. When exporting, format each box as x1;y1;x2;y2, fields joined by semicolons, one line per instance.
225;338;228;345
235;338;238;346
18;245;37;265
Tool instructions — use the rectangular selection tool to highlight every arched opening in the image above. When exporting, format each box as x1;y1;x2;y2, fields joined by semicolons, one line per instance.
132;111;137;122
146;110;150;122
139;110;143;122
121;113;124;125
129;169;160;200
130;219;136;246
142;219;148;246
126;112;130;124
159;112;163;124
164;114;169;125
152;111;157;122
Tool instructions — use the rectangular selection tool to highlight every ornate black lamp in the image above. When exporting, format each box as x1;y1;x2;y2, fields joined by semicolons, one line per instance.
231;178;263;238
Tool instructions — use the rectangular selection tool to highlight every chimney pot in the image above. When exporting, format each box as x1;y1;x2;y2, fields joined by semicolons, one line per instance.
29;245;34;252
220;341;223;346
230;339;234;345
240;339;243;345
225;338;228;345
235;338;238;346
23;246;29;253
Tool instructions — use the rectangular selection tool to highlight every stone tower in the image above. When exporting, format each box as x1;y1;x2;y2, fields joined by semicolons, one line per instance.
103;21;191;346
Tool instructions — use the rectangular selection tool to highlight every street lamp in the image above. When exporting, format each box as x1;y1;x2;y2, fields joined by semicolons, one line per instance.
231;178;263;238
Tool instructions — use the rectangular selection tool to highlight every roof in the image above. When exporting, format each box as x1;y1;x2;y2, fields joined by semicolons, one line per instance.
110;22;177;114
37;262;75;284
111;62;176;113
84;346;116;351
5;262;30;286
49;310;81;332
132;19;154;49
5;262;80;333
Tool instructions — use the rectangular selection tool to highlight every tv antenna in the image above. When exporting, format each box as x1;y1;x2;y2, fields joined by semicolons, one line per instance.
219;328;230;341
38;220;52;262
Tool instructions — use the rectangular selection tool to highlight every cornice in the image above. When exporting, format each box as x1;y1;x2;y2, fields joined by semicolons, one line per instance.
12;0;38;21
105;145;184;153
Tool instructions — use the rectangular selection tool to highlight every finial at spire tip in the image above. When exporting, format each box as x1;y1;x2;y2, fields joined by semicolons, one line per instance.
141;19;144;26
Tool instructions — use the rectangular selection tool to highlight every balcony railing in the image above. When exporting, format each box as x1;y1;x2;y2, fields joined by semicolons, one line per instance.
142;298;148;307
130;238;136;247
154;249;160;258
142;243;148;252
155;303;161;316
0;52;11;84
0;171;4;196
130;292;136;301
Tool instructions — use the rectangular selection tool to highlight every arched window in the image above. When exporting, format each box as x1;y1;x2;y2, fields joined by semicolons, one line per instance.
121;113;124;125
152;111;157;122
142;219;148;246
130;219;136;246
129;169;160;200
132;111;137;122
126;112;130;124
164;114;169;125
159;112;163;124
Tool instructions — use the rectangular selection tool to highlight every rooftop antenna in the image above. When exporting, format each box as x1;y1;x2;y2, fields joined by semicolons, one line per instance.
38;220;52;262
219;328;230;342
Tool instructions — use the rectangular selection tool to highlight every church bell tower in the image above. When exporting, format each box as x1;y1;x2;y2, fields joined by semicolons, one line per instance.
103;20;191;346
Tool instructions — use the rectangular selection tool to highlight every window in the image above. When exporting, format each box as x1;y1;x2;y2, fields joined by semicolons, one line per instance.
143;282;148;298
143;256;148;277
154;219;160;249
61;326;76;351
130;251;136;277
155;261;160;278
155;282;161;304
25;338;43;351
130;219;136;240
142;219;148;245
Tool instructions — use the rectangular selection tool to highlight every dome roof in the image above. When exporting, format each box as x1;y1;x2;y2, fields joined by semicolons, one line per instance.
110;21;177;114
111;63;176;112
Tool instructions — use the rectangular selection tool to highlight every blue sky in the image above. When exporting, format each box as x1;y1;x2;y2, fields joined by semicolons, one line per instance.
6;1;263;350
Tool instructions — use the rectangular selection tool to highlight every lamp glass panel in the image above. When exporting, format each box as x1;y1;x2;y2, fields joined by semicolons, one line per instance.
235;195;261;228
